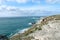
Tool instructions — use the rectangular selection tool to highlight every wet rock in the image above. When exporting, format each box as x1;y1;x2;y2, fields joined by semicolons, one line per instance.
0;35;9;40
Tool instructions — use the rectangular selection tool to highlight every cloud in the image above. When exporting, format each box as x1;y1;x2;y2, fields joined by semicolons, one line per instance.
0;0;60;17
7;0;41;3
46;0;60;4
0;0;29;4
0;0;60;4
6;0;41;3
0;0;41;4
0;0;5;4
32;0;40;3
0;5;60;17
6;0;29;3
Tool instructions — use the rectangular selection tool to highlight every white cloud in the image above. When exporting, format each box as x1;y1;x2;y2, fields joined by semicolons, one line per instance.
0;0;60;4
0;0;29;4
0;5;60;17
0;0;5;4
16;0;29;3
7;0;29;3
32;0;40;3
6;0;41;3
46;0;60;4
0;0;41;4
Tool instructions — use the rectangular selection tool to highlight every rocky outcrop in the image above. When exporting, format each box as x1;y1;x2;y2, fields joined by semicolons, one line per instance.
0;34;9;40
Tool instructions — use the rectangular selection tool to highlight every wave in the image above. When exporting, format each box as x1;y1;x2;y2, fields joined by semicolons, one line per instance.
18;28;29;33
10;28;29;38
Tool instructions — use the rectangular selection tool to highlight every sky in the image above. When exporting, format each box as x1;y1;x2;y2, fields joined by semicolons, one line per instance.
0;0;60;17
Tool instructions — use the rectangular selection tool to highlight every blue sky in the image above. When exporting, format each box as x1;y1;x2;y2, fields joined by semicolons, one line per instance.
0;0;60;17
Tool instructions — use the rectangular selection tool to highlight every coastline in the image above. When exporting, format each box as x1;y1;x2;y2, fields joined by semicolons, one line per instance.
10;17;44;38
10;15;60;40
10;27;30;38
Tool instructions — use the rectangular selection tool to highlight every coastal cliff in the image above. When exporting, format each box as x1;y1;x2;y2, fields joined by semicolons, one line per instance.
10;15;60;40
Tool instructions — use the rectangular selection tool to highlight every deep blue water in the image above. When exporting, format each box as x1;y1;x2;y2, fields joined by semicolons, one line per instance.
0;16;41;37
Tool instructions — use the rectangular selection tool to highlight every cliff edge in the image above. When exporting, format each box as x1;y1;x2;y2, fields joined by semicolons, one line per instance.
10;15;60;40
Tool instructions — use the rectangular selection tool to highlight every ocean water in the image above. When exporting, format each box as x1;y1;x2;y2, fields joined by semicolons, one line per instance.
0;16;41;37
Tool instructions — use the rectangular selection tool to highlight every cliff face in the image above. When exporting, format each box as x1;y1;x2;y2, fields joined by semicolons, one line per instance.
10;15;60;40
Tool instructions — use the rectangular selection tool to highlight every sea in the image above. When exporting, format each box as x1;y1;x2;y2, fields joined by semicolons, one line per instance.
0;16;42;37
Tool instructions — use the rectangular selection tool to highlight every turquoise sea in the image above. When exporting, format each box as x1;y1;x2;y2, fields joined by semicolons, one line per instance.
0;16;41;37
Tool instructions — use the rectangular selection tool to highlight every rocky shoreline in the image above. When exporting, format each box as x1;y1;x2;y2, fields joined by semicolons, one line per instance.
10;15;60;40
